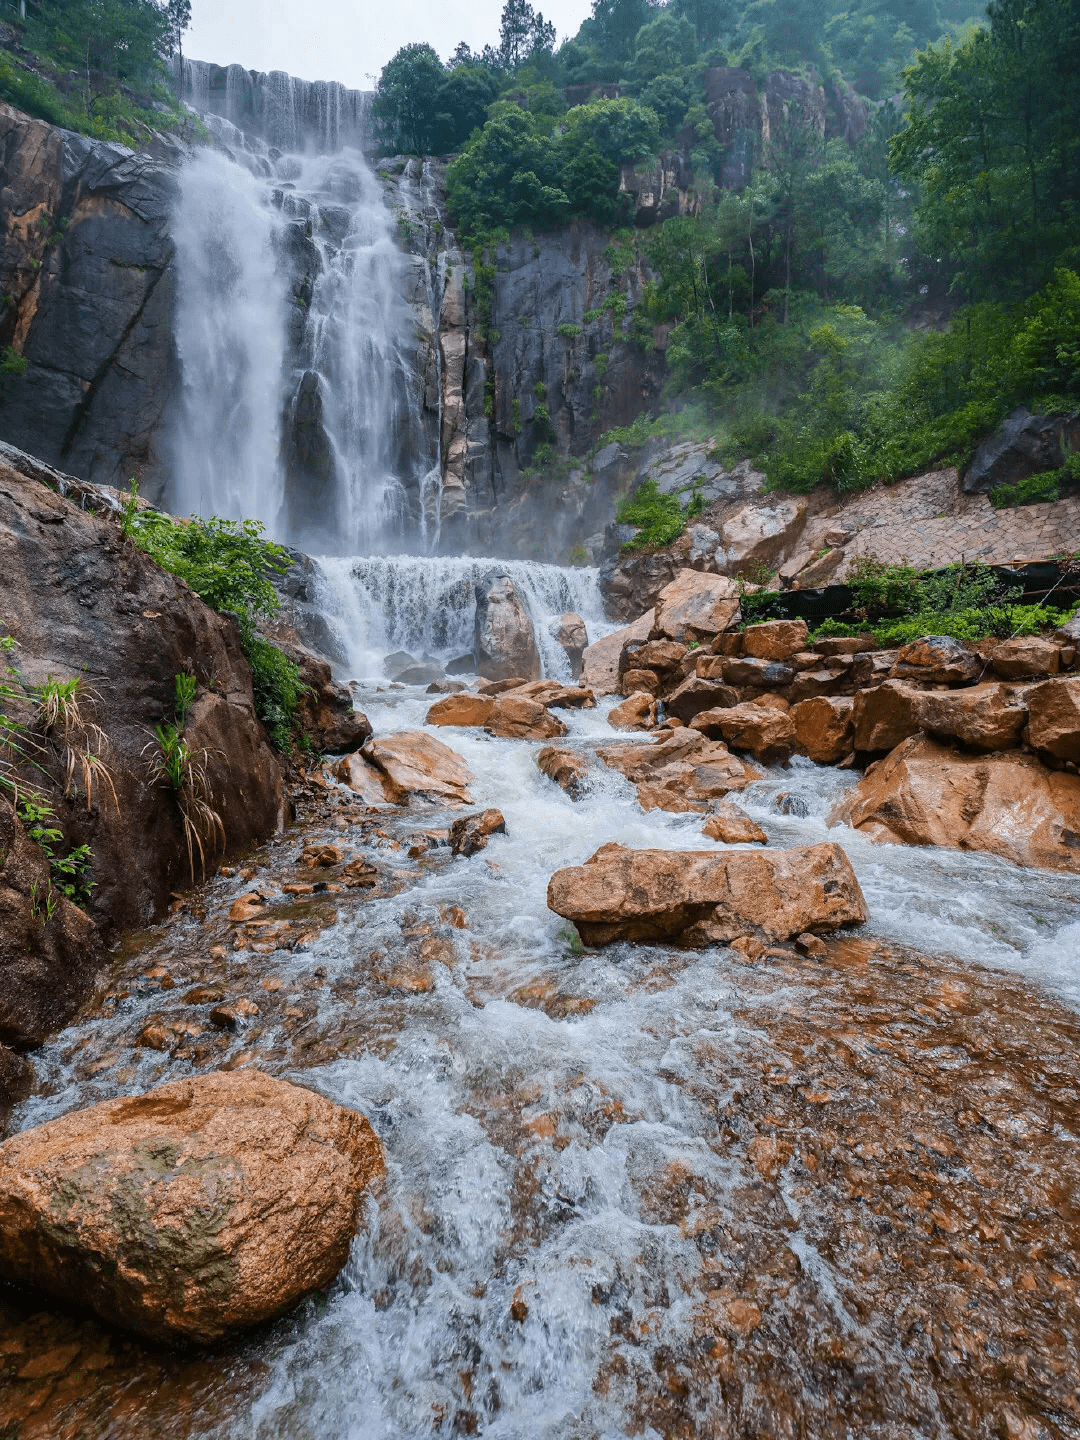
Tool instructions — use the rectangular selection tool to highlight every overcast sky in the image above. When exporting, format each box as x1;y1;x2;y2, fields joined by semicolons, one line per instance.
185;0;594;90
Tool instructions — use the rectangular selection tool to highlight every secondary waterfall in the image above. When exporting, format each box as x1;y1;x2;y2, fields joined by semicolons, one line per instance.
168;78;433;553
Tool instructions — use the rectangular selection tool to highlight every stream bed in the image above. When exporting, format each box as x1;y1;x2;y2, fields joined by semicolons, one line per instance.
2;690;1079;1439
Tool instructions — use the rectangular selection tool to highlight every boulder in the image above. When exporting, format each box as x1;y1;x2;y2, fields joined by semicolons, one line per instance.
651;570;740;643
792;696;855;764
889;636;981;686
450;809;506;856
537;746;590;798
916;682;1029;750
788;665;852;702
475;676;531;695
963;407;1080;493
702;801;768;844
715;498;808;577
580;609;653;697
1026;676;1080;761
361;732;474;805
608;692;659;731
553;613;588;679
504;680;595;709
690;704;796;764
487;696;566;740
474;570;540;681
332;751;395;805
0;797;106;1049
0;1070;383;1344
991;636;1061;680
720;656;796;689
664;675;740;722
427;693;496;728
813;636;877;657
742;619;809;660
597;730;762;811
829;735;1080;873
547;841;867;947
852;680;924;753
621;667;661;696
622;639;687;674
0;1046;33;1136
694;654;728;680
269;636;371;754
851;650;899;688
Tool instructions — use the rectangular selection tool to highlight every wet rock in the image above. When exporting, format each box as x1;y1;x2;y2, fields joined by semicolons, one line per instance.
852;680;925;753
1026;676;1080;761
450;809;506;857
690;704;797;764
621;639;687;675
266;634;371;753
343;857;378;886
332;751;395;805
0;797;105;1049
742;619;809;661
702;801;768;844
990;636;1061;679
537;746;590;798
916;682;1029;750
775;791;810;817
553;613;588;679
829;735;1080;872
426;693;496;728
0;1046;33;1136
651;570;741;644
484;696;567;741
547;840;867;946
787;664;852;702
607;692;658;731
362;732;474;805
664;676;739;723
963;406;1080;493
621;667;660;696
229;892;268;922
474;570;540;682
580;609;653;697
0;1069;384;1344
426;678;467;694
501;681;595;709
720;656;796;689
792;696;855;764
300;844;344;868
890;636;981;686
597;729;762;811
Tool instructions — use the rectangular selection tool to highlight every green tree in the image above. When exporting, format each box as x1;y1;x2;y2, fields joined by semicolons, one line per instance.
498;0;557;69
374;43;446;154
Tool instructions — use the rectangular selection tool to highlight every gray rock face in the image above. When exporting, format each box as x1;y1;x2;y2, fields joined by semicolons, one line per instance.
0;103;184;499
474;570;540;681
964;407;1080;493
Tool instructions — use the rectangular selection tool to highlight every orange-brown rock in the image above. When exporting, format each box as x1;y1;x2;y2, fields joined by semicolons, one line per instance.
0;798;105;1049
788;665;852;702
580;610;653;696
829;735;1080;872
502;681;596;709
851;679;924;753
690;704;796;764
694;653;728;680
1026;676;1080;761
651;570;740;643
702;801;768;844
332;751;394;804
812;635;878;657
484;695;567;740
664;675;739;722
474;676;531;695
889;636;981;685
742;619;809;660
621;667;660;696
547;841;867;946
628;640;687;673
537;746;590;798
991;636;1061;679
0;1070;383;1344
426;693;495;728
450;809;506;856
792;696;855;764
597;729;762;811
720;656;796;688
607;692;658;731
916;682;1029;750
553;612;588;678
362;732;474;804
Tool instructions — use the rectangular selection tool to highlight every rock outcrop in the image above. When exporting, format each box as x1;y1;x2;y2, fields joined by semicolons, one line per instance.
0;450;284;937
580;609;653;696
597;729;762;810
450;808;506;856
963;408;1080;494
829;735;1080;872
349;732;474;806
553;613;588;678
547;840;868;946
0;1069;383;1344
474;570;541;681
537;746;590;797
651;570;740;643
1027;677;1080;761
426;691;567;739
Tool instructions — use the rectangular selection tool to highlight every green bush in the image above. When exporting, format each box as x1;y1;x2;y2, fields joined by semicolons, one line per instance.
990;451;1080;509
615;477;689;550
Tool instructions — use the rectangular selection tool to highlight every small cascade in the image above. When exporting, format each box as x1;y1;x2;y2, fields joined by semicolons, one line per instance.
172;58;372;153
312;554;612;679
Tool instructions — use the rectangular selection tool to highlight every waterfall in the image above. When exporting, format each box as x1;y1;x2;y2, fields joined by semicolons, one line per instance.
312;555;613;680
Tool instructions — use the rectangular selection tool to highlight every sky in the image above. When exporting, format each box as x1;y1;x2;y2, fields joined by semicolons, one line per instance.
185;0;595;91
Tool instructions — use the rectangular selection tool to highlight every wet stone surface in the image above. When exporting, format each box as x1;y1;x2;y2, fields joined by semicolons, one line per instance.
1;695;1079;1438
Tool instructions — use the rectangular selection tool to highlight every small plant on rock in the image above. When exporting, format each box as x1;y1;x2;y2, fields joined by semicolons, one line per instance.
145;673;224;883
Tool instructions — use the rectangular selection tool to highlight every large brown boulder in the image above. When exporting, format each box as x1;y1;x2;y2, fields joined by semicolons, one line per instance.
702;800;768;844
852;680;924;753
607;691;659;731
720;656;796;689
1026;677;1080;761
990;636;1060;679
742;619;808;660
474;570;540;681
651;570;740;643
267;633;372;753
792;696;854;764
501;680;595;709
547;841;868;946
0;452;284;938
916;682;1029;750
0;1070;383;1344
580;610;653;696
537;746;590;797
889;636;981;686
664;675;739;722
597;730;761;811
553;613;588;678
484;696;567;740
427;693;496;728
360;732;474;804
829;735;1080;872
0;799;106;1049
690;703;796;764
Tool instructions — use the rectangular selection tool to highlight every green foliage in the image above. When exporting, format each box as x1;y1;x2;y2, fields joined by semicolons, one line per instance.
990;451;1080;509
244;634;307;753
556;322;583;339
0;347;28;377
615;476;705;550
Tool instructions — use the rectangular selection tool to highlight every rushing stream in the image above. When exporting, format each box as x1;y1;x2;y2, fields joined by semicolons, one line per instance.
3;691;1080;1437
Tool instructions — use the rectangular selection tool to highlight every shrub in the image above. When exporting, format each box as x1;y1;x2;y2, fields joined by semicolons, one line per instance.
615;477;688;550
